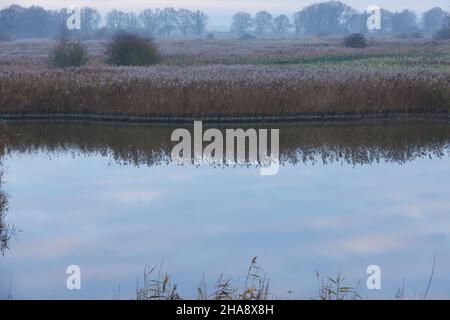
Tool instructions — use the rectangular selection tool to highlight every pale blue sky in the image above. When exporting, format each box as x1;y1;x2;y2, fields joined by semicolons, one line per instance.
4;0;448;12
3;1;450;27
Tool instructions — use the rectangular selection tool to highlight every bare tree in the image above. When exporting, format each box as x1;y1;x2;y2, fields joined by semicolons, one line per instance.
0;5;26;35
139;9;159;35
158;7;177;36
21;6;52;38
378;8;394;33
391;9;418;34
191;10;208;36
81;7;101;32
231;12;252;34
433;13;450;40
273;15;292;34
422;7;446;33
176;9;193;36
106;10;127;31
124;12;140;31
293;11;303;35
347;12;369;34
254;11;272;34
292;1;356;35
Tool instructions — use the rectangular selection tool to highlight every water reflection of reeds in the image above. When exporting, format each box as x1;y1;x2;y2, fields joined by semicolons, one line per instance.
2;120;450;167
0;125;11;255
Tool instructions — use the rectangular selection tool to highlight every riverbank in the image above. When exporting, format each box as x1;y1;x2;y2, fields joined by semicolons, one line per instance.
1;112;449;124
1;38;449;120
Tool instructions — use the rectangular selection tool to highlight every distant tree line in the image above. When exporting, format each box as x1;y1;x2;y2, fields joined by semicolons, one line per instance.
0;5;208;39
105;8;208;36
232;1;449;36
0;1;448;39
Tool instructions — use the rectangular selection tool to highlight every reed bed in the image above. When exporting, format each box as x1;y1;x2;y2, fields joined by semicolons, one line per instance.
1;65;449;117
0;38;449;119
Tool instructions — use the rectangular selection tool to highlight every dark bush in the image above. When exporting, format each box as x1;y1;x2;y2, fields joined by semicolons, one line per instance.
104;32;160;66
397;32;423;39
93;27;112;40
49;39;88;68
343;33;367;48
433;17;450;40
434;28;450;40
239;33;256;41
206;33;215;40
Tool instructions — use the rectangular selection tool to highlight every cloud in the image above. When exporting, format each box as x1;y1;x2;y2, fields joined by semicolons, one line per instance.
323;234;407;255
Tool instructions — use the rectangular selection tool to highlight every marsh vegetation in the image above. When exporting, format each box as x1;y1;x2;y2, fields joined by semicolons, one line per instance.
0;38;449;121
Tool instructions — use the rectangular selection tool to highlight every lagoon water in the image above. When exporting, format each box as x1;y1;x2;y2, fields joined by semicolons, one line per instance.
1;120;450;299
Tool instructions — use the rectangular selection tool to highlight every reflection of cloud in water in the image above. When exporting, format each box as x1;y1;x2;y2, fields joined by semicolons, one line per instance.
322;234;407;255
100;189;163;204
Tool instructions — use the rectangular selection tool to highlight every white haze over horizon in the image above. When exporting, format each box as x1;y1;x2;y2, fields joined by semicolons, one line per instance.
2;0;449;29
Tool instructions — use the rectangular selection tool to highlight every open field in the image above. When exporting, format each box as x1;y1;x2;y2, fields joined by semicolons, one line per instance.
1;38;449;120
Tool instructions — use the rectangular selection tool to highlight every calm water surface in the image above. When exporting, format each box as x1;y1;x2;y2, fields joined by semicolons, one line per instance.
1;120;450;299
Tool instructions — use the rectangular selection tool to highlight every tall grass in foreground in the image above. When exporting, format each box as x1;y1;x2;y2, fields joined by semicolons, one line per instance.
136;257;271;300
316;271;362;300
134;256;438;300
135;257;360;300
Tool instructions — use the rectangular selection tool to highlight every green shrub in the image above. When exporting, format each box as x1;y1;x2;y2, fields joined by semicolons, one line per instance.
343;33;367;48
104;32;160;66
50;39;88;68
